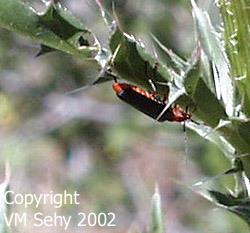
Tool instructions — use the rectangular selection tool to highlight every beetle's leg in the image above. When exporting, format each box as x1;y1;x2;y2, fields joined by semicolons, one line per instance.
183;121;186;132
163;92;167;102
153;61;159;80
148;79;157;93
190;119;200;125
113;76;118;83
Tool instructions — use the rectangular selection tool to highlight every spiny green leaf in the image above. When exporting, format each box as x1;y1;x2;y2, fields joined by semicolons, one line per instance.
36;44;56;56
109;29;170;96
183;46;201;95
95;0;116;33
66;70;115;95
208;190;250;225
193;79;227;126
191;0;234;116
187;121;235;159
182;78;227;127
151;34;189;72
200;51;216;94
193;158;244;187
0;0;99;58
43;2;87;32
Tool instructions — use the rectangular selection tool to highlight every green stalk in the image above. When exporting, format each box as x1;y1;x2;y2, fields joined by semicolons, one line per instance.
219;0;250;115
218;0;250;180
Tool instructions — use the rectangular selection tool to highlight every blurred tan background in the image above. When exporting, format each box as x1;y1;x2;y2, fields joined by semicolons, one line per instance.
0;0;248;232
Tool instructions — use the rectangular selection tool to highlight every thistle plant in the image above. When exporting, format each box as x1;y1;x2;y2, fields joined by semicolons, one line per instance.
1;0;250;231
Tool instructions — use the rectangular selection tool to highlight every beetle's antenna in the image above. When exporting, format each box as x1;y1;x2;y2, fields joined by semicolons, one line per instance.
148;79;157;92
190;119;200;125
185;106;200;125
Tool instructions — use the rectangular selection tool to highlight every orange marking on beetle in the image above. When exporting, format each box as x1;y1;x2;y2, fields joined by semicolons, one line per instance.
113;82;158;101
169;105;192;122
